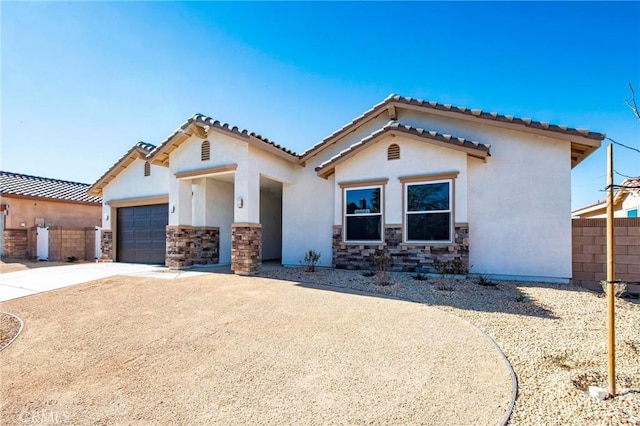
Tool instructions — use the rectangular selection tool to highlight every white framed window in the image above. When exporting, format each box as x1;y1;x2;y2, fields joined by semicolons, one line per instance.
404;179;453;243
344;185;383;242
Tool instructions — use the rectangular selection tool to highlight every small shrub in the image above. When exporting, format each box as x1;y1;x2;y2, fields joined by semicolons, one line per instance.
515;293;529;303
302;250;321;272
66;256;78;263
599;280;627;298
361;270;376;277
369;249;392;286
413;273;428;281
543;349;575;370
477;275;497;287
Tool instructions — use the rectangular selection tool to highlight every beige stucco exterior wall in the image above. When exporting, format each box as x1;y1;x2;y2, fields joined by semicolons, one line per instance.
0;195;101;230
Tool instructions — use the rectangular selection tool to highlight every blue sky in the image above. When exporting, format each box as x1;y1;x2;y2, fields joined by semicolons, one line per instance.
2;1;639;209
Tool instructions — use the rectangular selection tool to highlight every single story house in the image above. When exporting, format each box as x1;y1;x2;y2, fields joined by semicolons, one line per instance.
572;176;639;218
88;94;605;282
0;171;102;259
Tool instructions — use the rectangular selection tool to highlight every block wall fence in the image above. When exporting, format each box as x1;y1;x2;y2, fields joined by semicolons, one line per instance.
572;218;640;292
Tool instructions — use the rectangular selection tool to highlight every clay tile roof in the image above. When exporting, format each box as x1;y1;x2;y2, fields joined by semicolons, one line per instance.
147;114;299;165
0;171;102;203
315;121;491;178
301;94;605;165
619;177;640;195
387;94;605;139
87;141;156;197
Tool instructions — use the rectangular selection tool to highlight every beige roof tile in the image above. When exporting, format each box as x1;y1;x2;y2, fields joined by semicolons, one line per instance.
1;171;101;203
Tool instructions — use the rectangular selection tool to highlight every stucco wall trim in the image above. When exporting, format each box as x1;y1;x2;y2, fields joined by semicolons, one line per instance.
398;171;460;183
107;195;169;208
338;178;389;188
174;164;238;180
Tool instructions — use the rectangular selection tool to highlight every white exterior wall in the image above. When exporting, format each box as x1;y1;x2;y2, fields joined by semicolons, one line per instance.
281;167;334;267
101;159;169;230
169;132;248;226
206;179;234;263
260;186;282;260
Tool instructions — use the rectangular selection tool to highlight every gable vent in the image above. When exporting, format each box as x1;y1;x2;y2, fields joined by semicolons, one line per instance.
201;140;211;161
388;143;400;160
144;161;151;177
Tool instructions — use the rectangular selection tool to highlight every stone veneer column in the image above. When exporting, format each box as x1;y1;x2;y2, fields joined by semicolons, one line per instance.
166;226;220;269
166;226;194;269
100;230;113;262
231;223;262;275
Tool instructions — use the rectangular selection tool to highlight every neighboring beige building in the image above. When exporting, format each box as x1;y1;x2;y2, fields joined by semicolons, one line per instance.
572;177;640;219
0;171;102;258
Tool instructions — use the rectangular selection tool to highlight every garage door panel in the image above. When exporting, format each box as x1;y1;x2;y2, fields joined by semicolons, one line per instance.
117;204;168;264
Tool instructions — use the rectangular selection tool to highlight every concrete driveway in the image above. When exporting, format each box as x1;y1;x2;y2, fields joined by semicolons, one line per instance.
0;262;223;302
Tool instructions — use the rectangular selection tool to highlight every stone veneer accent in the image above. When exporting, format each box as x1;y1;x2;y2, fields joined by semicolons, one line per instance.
166;226;220;269
100;230;113;262
333;223;469;273
231;223;262;275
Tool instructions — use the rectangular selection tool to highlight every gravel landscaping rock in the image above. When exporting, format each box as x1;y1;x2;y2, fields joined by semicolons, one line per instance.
0;312;22;351
258;267;640;425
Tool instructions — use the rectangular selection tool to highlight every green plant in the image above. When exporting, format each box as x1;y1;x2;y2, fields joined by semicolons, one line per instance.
66;256;78;263
434;259;463;291
302;250;321;272
413;273;428;281
369;249;392;286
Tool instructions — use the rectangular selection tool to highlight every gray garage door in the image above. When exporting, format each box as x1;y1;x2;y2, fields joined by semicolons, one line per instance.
117;204;168;264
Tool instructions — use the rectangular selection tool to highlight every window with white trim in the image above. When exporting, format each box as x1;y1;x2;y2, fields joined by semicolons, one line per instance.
405;179;452;242
344;186;383;242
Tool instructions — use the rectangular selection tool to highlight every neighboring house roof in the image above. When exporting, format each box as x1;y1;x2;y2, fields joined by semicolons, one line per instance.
88;142;156;197
147;113;299;167
572;176;640;216
315;121;491;179
0;171;101;204
300;94;605;168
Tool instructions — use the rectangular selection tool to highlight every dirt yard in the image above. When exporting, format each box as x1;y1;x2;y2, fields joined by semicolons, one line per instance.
0;258;69;274
0;272;512;425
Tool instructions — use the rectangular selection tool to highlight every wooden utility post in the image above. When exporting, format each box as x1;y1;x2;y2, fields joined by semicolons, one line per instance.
606;143;616;397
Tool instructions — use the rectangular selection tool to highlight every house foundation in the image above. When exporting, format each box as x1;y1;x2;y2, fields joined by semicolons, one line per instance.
332;223;469;273
231;223;262;275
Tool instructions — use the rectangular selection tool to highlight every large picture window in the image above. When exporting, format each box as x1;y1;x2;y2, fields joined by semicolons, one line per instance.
344;186;382;242
405;180;452;242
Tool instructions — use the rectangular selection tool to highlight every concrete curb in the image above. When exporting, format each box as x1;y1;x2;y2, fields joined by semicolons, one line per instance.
0;311;24;352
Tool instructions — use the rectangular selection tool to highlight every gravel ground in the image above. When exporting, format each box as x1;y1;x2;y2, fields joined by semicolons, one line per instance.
258;268;640;426
0;272;512;425
0;312;21;351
